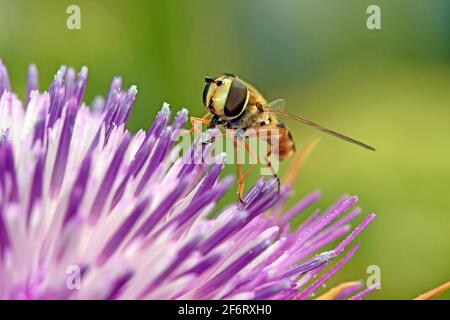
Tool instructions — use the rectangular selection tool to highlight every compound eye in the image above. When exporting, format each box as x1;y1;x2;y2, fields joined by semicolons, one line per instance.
224;78;247;117
202;82;211;106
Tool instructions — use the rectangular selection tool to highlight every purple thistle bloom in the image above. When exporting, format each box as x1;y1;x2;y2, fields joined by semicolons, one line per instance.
0;59;376;300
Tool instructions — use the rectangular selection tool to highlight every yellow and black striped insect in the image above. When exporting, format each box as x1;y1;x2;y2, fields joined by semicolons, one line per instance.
191;74;375;203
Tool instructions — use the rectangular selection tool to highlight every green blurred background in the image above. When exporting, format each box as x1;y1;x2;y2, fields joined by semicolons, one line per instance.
0;0;449;299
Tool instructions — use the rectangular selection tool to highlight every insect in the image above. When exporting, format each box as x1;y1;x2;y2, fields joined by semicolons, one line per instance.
190;73;375;203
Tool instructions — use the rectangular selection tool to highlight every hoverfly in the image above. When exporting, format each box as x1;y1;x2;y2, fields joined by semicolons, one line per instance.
190;73;375;203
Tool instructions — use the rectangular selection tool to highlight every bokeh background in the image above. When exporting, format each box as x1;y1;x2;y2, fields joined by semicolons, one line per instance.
0;0;449;299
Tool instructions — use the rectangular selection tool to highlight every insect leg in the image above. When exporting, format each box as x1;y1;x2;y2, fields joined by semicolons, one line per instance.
190;114;211;135
179;114;211;136
263;149;281;193
234;137;246;204
234;135;260;204
244;126;284;192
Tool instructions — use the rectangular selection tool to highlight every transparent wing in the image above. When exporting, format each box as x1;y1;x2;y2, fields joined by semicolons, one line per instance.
266;99;286;112
264;105;376;151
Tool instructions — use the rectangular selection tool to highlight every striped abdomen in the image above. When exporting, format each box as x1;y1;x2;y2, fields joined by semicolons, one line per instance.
275;122;296;160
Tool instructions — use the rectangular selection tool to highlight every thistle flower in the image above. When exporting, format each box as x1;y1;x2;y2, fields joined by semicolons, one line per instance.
0;59;378;300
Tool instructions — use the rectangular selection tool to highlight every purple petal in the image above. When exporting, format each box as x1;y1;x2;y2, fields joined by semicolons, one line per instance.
334;213;376;255
105;271;134;300
105;77;122;112
64;68;76;103
278;191;321;225
63;152;92;227
47;66;66;128
140;234;204;297
26;64;39;105
88;132;131;225
296;244;360;300
194;239;272;298
132;180;188;239
253;280;293;300
97;197;151;266
27;152;45;227
134;128;172;196
350;286;377;300
0;59;11;94
335;282;363;300
50;98;78;198
272;250;337;281
75;67;88;105
1;142;19;202
0;206;10;258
